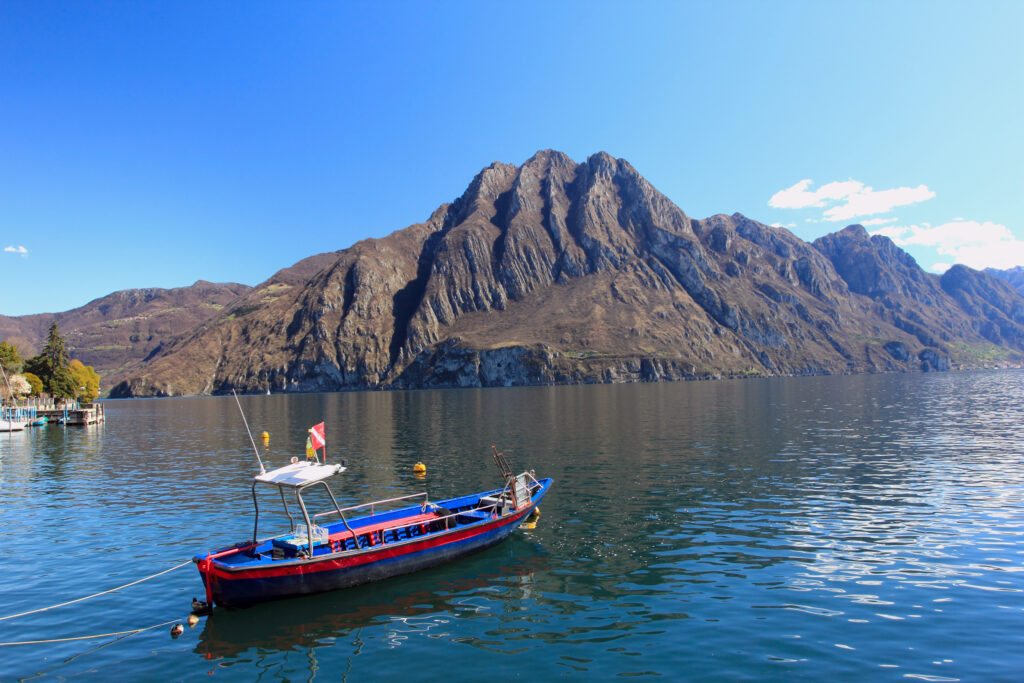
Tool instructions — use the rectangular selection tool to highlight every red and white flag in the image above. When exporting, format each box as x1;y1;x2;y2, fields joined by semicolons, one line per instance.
309;422;326;451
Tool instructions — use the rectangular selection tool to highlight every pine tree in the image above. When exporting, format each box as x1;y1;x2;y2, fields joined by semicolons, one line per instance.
24;322;77;399
42;322;69;370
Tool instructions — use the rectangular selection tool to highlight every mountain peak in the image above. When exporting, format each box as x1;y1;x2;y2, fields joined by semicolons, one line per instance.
524;149;575;167
583;151;626;178
102;151;1024;397
839;224;871;240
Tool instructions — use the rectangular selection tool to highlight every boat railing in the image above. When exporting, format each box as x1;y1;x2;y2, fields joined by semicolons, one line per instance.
488;470;543;511
274;475;545;555
326;501;488;546
312;491;430;523
316;479;542;549
358;507;455;542
310;473;542;549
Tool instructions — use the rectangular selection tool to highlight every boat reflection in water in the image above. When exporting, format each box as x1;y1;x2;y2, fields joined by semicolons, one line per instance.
196;545;547;662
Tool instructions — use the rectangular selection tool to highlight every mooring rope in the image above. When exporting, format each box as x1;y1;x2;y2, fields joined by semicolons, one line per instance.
0;559;193;623
0;618;182;647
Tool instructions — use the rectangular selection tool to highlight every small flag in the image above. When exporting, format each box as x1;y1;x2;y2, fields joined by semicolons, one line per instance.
309;422;326;450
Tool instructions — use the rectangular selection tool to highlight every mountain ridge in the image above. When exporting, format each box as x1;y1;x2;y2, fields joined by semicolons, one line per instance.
0;280;252;386
98;150;1024;397
986;265;1024;296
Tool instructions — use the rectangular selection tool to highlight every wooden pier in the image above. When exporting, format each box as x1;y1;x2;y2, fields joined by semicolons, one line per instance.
6;401;107;426
37;402;105;425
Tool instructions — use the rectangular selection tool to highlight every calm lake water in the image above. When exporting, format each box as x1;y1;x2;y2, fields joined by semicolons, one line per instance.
2;371;1023;680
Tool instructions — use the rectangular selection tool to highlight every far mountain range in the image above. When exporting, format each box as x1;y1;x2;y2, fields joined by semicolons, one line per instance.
3;150;1023;398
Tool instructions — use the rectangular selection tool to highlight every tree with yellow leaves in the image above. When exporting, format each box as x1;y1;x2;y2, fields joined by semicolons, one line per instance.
69;359;101;403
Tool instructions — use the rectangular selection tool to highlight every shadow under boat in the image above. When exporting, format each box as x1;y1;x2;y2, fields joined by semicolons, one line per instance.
195;539;549;660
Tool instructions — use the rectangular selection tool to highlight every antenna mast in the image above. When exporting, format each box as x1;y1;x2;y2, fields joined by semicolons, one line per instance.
233;390;266;474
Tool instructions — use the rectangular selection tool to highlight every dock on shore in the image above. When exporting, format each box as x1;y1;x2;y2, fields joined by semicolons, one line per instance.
37;403;106;425
3;401;106;426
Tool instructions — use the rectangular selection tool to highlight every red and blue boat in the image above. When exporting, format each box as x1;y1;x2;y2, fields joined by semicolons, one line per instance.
193;442;551;610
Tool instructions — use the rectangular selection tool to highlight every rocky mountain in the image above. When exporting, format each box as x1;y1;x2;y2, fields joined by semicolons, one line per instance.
942;265;1024;349
0;281;252;387
986;266;1024;296
104;150;1024;398
0;246;352;392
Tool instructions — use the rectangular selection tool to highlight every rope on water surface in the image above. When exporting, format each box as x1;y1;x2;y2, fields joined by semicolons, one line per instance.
0;618;181;647
0;559;194;623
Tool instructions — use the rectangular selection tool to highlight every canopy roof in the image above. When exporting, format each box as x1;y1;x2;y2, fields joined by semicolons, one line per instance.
253;461;346;488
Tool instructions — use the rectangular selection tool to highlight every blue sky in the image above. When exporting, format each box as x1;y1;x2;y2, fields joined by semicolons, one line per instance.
2;1;1022;316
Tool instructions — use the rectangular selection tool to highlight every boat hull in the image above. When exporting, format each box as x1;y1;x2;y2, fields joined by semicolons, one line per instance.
198;478;551;608
0;420;25;432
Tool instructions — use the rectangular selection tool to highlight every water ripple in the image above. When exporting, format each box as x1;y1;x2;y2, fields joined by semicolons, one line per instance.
2;372;1023;679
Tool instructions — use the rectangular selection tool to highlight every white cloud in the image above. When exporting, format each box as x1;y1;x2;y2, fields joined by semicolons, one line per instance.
823;184;935;222
4;245;28;255
869;220;1024;270
768;179;864;209
870;225;910;241
770;222;797;229
769;179;935;222
930;262;952;273
861;217;898;226
890;220;1012;249
767;179;814;208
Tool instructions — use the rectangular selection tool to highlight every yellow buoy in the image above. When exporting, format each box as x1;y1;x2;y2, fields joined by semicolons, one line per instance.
522;507;541;530
187;614;200;628
413;462;427;474
261;431;270;442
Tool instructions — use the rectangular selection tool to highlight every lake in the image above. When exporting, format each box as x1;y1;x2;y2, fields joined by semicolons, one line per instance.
1;371;1022;680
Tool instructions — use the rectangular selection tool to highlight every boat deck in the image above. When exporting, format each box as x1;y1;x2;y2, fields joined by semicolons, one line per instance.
206;492;510;569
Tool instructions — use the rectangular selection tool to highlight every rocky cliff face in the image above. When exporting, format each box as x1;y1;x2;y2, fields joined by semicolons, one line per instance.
107;151;1024;397
941;265;1024;348
0;281;251;387
986;266;1024;296
813;226;982;349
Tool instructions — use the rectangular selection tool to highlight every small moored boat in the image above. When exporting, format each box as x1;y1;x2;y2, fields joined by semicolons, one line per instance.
193;432;551;610
1;366;28;431
0;419;26;432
